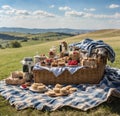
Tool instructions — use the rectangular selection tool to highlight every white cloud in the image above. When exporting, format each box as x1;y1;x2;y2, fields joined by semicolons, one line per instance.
59;6;71;11
15;10;30;15
65;10;120;19
65;10;85;17
1;5;12;10
109;4;120;9
5;9;16;15
0;5;55;17
84;8;96;12
33;10;55;17
0;5;16;15
65;10;94;18
49;5;55;8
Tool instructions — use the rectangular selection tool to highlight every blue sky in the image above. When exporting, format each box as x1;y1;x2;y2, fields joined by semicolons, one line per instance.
0;0;120;29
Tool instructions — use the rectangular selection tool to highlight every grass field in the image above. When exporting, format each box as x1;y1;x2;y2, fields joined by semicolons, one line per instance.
0;29;120;116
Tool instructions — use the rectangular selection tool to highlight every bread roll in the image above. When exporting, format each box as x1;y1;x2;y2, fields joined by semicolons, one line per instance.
53;88;60;93
65;85;72;90
69;87;77;93
46;90;56;96
31;84;38;90
37;85;46;91
55;84;63;88
60;87;69;95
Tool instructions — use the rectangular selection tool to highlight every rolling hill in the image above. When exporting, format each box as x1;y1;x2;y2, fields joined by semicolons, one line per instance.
0;27;95;34
64;29;120;44
0;32;74;40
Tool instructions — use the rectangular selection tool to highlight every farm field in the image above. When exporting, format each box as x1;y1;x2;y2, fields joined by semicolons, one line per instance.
0;29;120;116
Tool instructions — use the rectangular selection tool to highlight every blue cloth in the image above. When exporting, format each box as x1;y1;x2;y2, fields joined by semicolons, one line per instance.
69;38;115;63
0;66;120;111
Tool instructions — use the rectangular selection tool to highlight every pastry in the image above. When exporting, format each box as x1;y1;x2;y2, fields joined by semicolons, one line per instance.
53;88;60;93
55;84;63;88
37;85;46;91
31;83;47;92
40;61;46;66
69;87;78;93
11;71;23;79
45;84;78;97
45;90;56;96
38;83;45;86
31;83;38;90
5;77;25;85
65;85;72;90
58;61;65;67
5;71;25;85
51;61;58;67
60;87;69;95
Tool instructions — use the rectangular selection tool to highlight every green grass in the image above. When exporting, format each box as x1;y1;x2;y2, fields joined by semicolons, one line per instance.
0;29;120;116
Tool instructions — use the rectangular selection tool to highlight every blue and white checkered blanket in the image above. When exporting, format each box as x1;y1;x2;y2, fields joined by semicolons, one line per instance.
0;66;120;111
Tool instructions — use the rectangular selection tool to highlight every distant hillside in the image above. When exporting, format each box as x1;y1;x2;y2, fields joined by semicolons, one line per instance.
86;29;120;38
0;32;74;41
0;27;94;34
0;33;27;40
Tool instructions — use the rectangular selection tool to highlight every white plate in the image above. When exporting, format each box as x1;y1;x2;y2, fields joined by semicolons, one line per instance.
29;87;48;93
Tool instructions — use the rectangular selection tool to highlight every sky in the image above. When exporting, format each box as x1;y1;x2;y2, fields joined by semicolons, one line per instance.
0;0;120;29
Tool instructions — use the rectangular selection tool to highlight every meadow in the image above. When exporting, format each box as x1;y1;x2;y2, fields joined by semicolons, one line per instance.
0;29;120;116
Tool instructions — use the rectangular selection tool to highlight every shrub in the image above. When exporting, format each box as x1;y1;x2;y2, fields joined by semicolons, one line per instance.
10;41;22;48
21;39;28;42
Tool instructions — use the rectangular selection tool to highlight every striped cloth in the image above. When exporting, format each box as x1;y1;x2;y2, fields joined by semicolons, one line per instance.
69;38;115;63
0;66;120;111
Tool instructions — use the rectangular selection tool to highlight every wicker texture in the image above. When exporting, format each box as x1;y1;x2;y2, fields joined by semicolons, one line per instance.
33;60;106;85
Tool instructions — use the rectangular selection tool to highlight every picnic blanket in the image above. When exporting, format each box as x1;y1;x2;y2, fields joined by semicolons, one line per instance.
0;66;120;111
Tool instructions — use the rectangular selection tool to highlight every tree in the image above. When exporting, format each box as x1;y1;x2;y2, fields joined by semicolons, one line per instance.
10;40;22;48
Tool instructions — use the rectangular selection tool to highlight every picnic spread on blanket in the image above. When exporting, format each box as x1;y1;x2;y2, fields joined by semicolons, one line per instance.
0;38;120;111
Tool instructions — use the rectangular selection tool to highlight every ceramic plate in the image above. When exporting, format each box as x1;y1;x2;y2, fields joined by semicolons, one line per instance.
29;87;48;93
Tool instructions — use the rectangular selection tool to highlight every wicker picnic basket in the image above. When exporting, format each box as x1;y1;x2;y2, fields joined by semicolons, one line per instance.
32;38;115;85
33;56;107;85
